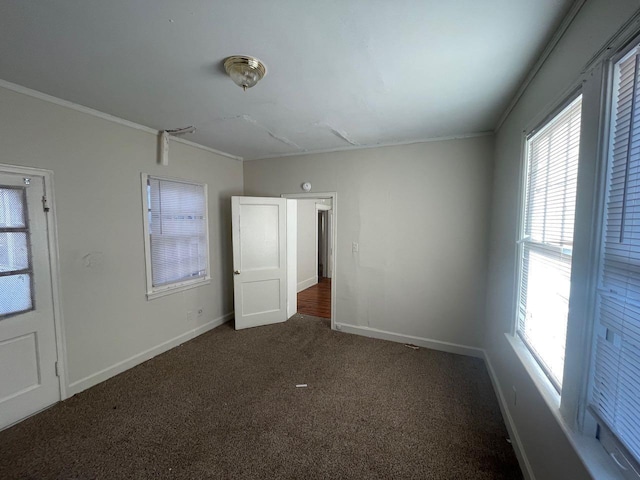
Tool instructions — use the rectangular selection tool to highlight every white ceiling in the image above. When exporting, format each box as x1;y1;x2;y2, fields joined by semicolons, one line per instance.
0;1;572;160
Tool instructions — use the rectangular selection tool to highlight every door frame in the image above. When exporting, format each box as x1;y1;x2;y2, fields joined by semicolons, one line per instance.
281;192;337;330
0;163;67;401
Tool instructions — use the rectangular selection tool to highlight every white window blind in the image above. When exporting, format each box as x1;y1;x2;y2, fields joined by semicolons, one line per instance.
590;46;640;466
147;176;208;290
518;95;582;390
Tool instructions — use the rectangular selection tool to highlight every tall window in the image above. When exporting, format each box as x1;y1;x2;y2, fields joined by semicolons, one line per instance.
517;95;582;390
590;44;640;467
142;175;209;298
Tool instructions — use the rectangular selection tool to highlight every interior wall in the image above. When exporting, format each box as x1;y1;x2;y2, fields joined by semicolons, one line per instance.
296;199;318;292
244;136;494;349
485;1;640;479
0;85;243;395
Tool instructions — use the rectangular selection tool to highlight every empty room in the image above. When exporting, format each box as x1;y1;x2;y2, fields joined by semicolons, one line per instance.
1;1;640;479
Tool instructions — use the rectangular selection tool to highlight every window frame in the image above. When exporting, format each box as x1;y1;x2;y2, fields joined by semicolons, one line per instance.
508;22;640;480
141;173;211;300
514;90;583;394
584;36;640;477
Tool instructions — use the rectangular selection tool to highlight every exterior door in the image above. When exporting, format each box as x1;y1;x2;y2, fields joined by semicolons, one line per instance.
232;196;288;330
0;172;59;430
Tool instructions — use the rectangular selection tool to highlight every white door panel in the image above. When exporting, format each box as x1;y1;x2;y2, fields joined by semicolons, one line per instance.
239;204;280;270
232;197;287;330
241;279;281;315
0;173;59;430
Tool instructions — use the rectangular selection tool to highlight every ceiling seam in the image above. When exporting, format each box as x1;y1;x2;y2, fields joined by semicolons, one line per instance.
245;131;494;161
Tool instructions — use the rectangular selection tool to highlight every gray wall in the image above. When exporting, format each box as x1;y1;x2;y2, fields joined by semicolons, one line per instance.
0;85;243;394
485;1;640;478
244;136;494;349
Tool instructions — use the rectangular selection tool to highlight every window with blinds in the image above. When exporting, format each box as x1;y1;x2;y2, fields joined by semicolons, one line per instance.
144;176;209;296
517;95;582;391
590;45;640;468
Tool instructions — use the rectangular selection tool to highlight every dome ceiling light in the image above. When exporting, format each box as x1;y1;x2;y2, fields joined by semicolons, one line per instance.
223;55;267;91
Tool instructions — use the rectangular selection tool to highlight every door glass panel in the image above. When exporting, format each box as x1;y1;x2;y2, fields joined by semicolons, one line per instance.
0;232;29;272
0;188;25;228
0;274;32;315
0;185;33;318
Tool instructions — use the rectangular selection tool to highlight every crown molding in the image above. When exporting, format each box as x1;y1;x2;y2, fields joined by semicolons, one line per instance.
0;79;242;161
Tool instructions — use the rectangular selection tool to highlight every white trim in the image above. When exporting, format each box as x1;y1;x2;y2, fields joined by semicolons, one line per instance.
483;350;536;480
249;132;493;161
513;90;583;391
141;173;212;300
578;35;640;477
67;312;233;397
42;171;68;401
297;276;318;293
0;79;242;161
581;7;640;75
496;4;640;133
0;164;68;401
335;323;484;359
508;334;561;411
281;192;338;330
511;128;529;340
0;79;156;134
487;339;624;480
524;89;583;139
171;136;243;161
146;279;211;300
504;334;625;479
561;61;608;433
495;0;587;131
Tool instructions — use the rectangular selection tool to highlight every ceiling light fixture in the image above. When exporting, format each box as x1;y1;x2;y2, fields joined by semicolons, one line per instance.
224;55;267;91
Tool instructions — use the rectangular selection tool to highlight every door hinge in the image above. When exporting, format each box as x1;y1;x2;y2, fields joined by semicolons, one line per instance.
55;361;60;377
42;195;50;212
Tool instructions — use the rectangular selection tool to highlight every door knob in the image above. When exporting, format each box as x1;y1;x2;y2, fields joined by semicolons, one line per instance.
234;270;240;275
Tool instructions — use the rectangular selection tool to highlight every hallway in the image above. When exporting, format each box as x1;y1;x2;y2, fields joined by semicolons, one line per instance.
297;278;331;318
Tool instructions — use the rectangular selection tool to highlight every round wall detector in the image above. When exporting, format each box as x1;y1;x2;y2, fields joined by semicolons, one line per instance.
301;182;312;192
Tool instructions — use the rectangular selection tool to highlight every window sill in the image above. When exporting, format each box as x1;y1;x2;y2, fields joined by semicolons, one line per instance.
505;333;626;480
146;278;210;300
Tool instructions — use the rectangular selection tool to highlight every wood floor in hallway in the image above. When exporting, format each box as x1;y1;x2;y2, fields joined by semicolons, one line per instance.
297;277;331;318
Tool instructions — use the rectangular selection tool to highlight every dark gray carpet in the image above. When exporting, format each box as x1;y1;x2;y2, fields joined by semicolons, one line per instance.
0;315;522;479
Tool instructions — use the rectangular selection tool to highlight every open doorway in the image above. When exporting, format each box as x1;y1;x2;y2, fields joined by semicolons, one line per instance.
282;193;336;329
296;199;332;319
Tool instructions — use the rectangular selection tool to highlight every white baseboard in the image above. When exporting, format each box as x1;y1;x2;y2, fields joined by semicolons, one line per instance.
334;323;484;358
66;312;234;397
483;351;535;480
297;276;318;292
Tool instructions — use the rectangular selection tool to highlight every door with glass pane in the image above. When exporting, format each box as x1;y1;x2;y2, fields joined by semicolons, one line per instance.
0;172;59;430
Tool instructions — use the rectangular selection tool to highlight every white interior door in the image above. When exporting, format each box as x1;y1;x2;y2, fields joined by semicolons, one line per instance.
232;196;288;330
0;172;59;430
